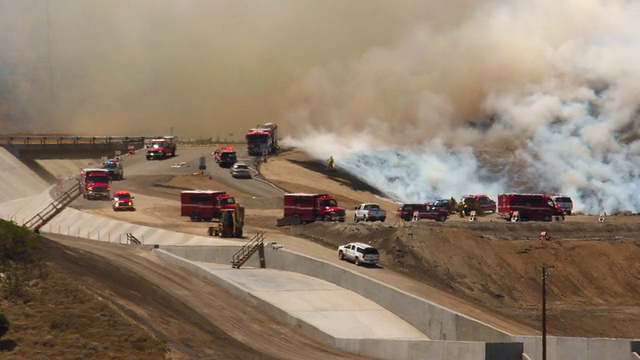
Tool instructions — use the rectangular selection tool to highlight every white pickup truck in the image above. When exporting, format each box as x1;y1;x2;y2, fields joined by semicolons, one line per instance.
353;203;387;222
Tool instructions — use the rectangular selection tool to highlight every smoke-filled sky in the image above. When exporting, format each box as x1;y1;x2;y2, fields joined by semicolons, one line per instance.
2;0;640;213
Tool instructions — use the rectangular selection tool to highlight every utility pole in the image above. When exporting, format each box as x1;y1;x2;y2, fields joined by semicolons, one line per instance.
536;263;555;360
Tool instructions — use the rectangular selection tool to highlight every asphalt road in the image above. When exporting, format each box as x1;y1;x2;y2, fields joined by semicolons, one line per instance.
70;144;284;209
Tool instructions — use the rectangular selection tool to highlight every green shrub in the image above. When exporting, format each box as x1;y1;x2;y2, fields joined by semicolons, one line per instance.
0;220;43;301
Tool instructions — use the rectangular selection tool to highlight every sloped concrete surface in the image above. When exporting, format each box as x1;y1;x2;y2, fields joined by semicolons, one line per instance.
0;148;49;203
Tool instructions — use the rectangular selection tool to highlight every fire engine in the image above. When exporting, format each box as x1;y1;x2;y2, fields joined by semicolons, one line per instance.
79;168;111;200
497;193;565;221
276;193;346;226
146;136;177;160
246;123;278;156
213;146;237;168
180;190;244;222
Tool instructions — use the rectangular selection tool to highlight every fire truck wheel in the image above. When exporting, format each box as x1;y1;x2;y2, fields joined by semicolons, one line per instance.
292;214;301;224
190;212;202;222
436;214;447;222
323;215;331;222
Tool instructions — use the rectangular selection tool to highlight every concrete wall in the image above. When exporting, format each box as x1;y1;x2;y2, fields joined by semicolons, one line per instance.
160;244;639;360
261;244;512;342
155;248;490;360
515;335;636;360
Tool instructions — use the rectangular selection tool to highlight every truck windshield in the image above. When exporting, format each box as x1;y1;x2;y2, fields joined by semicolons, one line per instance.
220;197;236;205
221;153;236;161
318;199;338;207
86;175;108;183
246;134;268;142
150;143;165;148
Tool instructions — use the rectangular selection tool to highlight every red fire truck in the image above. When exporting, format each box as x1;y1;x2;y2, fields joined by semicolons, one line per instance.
180;190;244;222
277;193;346;225
497;193;565;221
246;123;278;156
213;146;237;168
146;136;177;160
79;168;111;200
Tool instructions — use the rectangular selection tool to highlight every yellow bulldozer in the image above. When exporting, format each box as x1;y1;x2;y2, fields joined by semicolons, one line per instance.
207;204;245;238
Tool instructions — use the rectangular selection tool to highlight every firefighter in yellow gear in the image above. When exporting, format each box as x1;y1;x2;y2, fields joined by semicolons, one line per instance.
327;156;335;172
448;197;457;214
458;201;466;218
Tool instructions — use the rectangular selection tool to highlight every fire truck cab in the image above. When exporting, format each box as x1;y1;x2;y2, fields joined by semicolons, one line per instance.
498;193;565;221
246;123;278;156
213;146;237;168
80;168;111;200
279;193;346;224
180;190;243;222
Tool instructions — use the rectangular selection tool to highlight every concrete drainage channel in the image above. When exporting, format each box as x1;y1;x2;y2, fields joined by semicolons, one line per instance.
154;244;640;360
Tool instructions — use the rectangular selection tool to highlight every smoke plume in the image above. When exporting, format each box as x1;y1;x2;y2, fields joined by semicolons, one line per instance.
2;1;640;213
284;0;640;214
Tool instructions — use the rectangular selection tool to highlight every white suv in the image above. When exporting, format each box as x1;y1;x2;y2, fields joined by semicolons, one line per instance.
551;195;573;215
338;242;380;266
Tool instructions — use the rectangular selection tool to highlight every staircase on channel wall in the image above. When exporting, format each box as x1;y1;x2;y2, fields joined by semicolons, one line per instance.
231;231;266;269
23;183;82;232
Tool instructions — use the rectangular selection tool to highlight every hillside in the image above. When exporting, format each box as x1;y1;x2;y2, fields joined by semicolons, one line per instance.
259;148;640;339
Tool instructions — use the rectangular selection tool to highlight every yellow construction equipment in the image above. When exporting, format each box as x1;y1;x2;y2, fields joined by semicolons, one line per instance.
207;203;245;238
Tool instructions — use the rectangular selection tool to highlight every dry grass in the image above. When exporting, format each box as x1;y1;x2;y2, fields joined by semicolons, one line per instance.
1;264;168;360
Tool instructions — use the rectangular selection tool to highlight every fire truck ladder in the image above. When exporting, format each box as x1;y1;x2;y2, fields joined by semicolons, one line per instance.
231;231;266;269
23;183;82;231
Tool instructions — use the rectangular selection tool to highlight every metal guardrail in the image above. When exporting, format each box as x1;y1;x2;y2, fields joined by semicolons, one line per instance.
0;135;153;145
24;183;82;231
231;231;265;269
126;233;141;245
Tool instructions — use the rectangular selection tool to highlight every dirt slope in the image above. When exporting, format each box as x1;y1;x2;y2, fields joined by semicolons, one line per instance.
259;148;640;339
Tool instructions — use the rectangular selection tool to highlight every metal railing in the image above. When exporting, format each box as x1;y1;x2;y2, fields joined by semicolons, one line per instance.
24;183;82;231
231;231;265;269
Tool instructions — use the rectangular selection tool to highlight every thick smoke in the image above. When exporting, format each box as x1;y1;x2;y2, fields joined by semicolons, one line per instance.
284;0;640;214
0;1;449;137
2;1;640;213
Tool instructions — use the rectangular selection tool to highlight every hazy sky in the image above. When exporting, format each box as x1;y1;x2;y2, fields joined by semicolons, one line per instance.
0;0;480;138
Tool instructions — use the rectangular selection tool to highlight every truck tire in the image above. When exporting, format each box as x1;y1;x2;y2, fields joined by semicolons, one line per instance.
207;227;215;236
323;214;331;222
172;150;176;157
354;257;361;266
354;215;359;223
190;212;202;222
338;251;345;260
436;214;447;222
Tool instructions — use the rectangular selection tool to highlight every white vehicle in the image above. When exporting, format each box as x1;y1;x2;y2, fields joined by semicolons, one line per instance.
353;203;387;222
338;242;379;266
551;195;573;215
